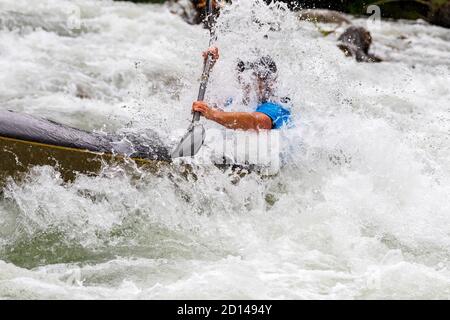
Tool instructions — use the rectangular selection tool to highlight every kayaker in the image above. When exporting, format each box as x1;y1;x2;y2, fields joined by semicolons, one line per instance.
192;47;292;131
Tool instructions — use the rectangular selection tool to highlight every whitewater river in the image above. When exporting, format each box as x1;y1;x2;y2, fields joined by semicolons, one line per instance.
0;0;449;299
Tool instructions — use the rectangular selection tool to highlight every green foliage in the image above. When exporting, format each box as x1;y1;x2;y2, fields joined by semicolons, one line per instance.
116;0;450;27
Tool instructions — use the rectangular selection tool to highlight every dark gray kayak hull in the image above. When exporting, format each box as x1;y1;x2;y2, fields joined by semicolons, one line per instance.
0;110;171;183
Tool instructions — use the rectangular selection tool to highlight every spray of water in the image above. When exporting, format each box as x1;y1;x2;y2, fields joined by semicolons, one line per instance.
0;0;449;299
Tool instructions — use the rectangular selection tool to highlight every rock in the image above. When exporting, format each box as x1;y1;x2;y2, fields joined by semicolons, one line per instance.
297;9;351;25
167;0;225;25
167;0;200;25
337;26;382;63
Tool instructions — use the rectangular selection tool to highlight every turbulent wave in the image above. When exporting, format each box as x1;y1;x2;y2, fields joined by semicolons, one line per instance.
0;0;449;299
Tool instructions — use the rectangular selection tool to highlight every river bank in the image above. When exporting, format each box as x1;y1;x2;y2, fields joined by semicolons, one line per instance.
123;0;450;28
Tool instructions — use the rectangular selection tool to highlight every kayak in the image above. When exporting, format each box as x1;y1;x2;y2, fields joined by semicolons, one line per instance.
0;110;172;185
0;110;280;186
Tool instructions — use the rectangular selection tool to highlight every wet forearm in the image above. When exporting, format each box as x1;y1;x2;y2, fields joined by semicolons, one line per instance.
210;111;269;131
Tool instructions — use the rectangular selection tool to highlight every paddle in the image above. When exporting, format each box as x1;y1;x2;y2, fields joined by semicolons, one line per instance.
171;0;216;159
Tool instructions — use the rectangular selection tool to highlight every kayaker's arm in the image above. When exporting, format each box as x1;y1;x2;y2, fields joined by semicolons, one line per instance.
192;101;272;131
193;47;272;131
212;111;273;131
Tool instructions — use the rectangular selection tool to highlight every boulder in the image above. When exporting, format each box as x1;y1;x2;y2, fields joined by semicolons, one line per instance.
167;0;224;25
167;0;201;25
337;26;382;63
297;9;351;25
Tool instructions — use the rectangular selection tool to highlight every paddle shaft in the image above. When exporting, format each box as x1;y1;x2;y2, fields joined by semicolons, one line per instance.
193;54;214;122
192;0;216;123
170;0;216;158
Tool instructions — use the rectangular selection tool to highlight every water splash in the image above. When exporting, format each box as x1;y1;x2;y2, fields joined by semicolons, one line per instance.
0;0;449;299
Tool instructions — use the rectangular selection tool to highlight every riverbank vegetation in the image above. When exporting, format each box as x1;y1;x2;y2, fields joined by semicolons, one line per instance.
118;0;450;28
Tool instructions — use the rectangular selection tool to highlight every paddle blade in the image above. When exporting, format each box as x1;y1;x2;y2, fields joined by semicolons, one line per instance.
171;124;206;158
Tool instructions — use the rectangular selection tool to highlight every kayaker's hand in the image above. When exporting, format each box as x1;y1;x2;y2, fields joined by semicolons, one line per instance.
192;101;217;120
202;47;219;65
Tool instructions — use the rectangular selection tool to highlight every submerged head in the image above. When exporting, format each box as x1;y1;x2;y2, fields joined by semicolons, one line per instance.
237;55;278;104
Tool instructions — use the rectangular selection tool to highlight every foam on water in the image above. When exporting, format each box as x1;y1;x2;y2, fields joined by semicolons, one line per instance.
0;0;449;299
